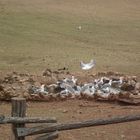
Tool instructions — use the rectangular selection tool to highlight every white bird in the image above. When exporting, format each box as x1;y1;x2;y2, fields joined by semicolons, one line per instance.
71;76;77;84
48;84;58;87
40;84;45;92
100;86;110;93
95;77;104;87
60;83;75;94
110;77;124;90
74;86;82;95
112;77;123;87
81;83;96;95
77;26;82;30
29;84;48;94
80;59;95;70
39;84;48;94
109;87;121;94
60;76;77;87
60;89;70;95
100;79;112;93
97;90;110;98
102;79;112;88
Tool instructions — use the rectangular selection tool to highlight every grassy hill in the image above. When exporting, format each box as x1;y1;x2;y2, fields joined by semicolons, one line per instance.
0;0;140;75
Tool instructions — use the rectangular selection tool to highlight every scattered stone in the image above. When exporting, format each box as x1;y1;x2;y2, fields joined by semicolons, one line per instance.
62;110;68;113
121;83;135;91
77;111;82;114
42;69;52;76
121;134;126;139
0;85;4;91
135;82;140;91
0;115;5;121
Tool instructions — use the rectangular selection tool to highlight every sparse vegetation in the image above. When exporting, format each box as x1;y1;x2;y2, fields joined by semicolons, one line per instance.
0;0;140;140
0;0;140;75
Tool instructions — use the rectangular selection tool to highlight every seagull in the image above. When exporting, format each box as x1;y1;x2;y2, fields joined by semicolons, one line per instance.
37;84;48;94
112;77;121;83
71;76;77;84
40;84;45;92
80;59;95;70
60;88;70;95
81;83;96;95
100;79;112;93
95;77;104;87
48;84;58;87
97;90;110;98
100;86;110;93
60;83;75;94
77;26;82;30
109;87;121;94
102;79;112;87
74;85;82;95
28;85;43;94
29;84;48;94
59;76;77;88
112;77;124;88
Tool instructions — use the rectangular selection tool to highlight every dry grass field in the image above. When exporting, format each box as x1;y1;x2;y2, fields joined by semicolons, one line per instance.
0;0;140;140
0;0;140;74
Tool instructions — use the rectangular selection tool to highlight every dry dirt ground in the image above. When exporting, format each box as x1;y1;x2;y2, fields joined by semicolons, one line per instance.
1;70;140;140
0;100;140;140
0;0;140;139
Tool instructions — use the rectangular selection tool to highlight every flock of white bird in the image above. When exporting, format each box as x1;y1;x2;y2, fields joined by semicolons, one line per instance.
29;59;126;99
29;75;124;99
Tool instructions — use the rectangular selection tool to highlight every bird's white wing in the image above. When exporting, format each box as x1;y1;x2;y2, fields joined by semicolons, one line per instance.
88;59;95;66
60;83;75;93
80;59;95;70
80;61;86;67
89;59;94;64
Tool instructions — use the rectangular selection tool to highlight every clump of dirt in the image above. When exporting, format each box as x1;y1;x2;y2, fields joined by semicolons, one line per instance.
0;69;71;100
0;69;139;104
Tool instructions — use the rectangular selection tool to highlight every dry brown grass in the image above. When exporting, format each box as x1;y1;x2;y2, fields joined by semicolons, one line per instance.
0;0;140;75
0;2;140;138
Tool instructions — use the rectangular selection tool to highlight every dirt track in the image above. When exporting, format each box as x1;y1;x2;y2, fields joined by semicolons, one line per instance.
0;100;140;140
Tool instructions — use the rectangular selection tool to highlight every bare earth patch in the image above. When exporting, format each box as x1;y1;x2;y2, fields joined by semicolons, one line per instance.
0;100;140;140
0;70;140;140
0;0;140;139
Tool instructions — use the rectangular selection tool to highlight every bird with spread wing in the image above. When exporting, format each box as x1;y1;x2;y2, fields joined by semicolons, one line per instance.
80;59;95;70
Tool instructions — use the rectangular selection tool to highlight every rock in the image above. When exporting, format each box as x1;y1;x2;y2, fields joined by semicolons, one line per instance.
62;110;68;113
0;85;4;91
49;86;55;93
42;69;52;76
0;115;5;121
121;134;125;139
118;98;140;105
27;77;35;84
135;82;140;91
77;111;82;114
58;67;68;71
118;92;130;99
22;92;30;99
71;116;76;119
121;83;135;91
